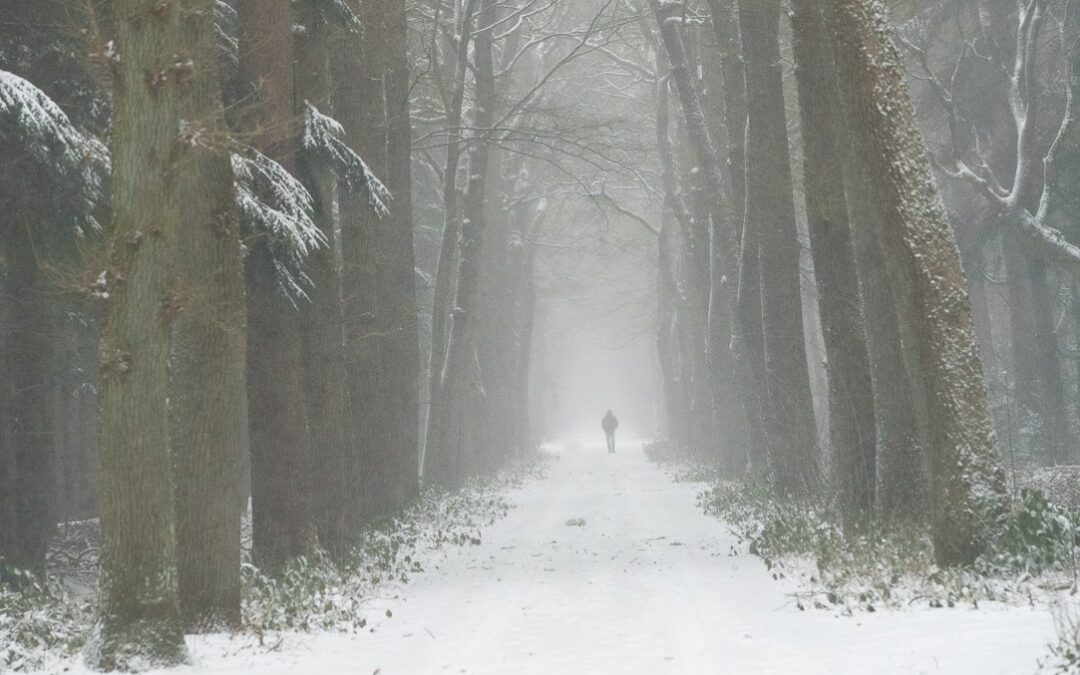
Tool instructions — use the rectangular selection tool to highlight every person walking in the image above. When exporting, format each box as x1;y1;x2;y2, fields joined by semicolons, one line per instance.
601;410;619;454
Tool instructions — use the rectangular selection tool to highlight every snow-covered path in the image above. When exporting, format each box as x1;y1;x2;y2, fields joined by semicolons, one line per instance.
182;442;1053;674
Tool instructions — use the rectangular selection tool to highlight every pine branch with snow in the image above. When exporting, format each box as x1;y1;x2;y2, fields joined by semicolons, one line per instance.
300;0;363;33
301;101;392;216
232;147;327;303
215;0;240;73
0;69;109;234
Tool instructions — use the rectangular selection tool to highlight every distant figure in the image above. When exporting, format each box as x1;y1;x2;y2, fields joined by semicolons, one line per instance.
601;410;619;454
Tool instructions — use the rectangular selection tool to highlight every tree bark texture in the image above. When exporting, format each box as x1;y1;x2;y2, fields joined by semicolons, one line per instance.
87;0;191;666
789;0;876;520
238;0;317;574
737;0;820;495
169;0;248;630
830;0;1009;565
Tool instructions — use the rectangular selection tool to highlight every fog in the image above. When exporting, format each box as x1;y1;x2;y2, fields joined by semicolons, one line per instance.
5;0;1080;672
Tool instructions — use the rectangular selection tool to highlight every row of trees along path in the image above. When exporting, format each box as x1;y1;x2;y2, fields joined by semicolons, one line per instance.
4;0;1069;670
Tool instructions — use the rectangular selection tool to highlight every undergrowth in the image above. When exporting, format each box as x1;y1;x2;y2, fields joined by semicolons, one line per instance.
241;472;520;633
643;440;721;484
0;453;544;671
698;481;1032;612
0;567;92;671
1043;604;1080;673
647;440;1080;614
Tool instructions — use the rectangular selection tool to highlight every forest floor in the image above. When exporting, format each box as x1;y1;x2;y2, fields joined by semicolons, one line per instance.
53;441;1061;674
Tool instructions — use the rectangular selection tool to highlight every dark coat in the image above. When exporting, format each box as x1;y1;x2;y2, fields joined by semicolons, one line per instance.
601;412;618;434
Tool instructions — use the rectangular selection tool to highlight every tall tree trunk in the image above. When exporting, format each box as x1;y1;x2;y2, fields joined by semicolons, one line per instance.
653;0;738;462
425;0;479;480
835;102;926;522
86;0;189;666
430;0;497;486
1074;277;1080;448
968;247;997;383
1005;239;1043;460
830;0;1008;565
1029;260;1069;464
295;4;352;556
238;0;317;574
340;0;418;519
382;0;422;508
0;264;12;574
704;0;751;472
654;57;694;452
47;304;100;523
75;310;100;520
0;211;55;577
704;0;745;225
169;0;247;630
737;0;820;495
335;0;383;526
789;0;876;521
657;219;689;445
512;240;538;455
703;0;769;475
477;164;517;468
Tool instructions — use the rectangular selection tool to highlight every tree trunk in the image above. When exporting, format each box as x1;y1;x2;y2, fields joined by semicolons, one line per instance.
1005;238;1043;460
382;0;422;508
653;0;739;462
48;303;100;523
835;102;926;523
430;0;497;486
334;0;382;526
704;0;751;472
512;240;538;455
789;0;876;521
654;58;694;452
737;0;820;495
238;0;317;575
86;0;189;666
477;162;517;468
295;4;353;556
704;0;746;228
0;264;12;574
1029;259;1069;465
830;0;1009;565
657;219;687;445
703;0;770;475
0;211;55;577
425;0;479;480
168;0;247;630
339;0;419;519
1074;277;1080;448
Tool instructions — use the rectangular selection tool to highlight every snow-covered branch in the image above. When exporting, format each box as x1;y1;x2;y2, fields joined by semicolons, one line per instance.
0;70;109;233
232;147;326;302
915;0;1080;270
301;101;392;216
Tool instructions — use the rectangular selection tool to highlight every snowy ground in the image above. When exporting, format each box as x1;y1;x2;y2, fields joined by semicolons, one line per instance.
62;441;1059;674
